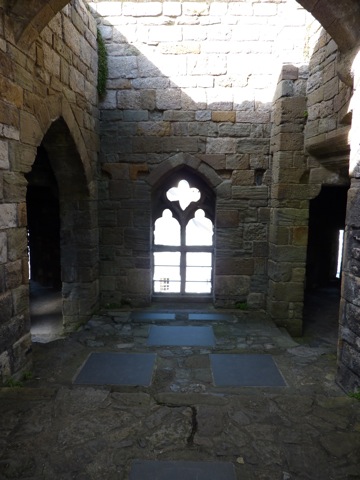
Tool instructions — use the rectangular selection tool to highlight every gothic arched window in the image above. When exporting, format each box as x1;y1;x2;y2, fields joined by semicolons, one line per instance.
152;172;215;296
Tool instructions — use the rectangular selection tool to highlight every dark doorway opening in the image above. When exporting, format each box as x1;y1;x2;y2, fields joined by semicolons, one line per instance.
304;185;349;342
26;145;63;342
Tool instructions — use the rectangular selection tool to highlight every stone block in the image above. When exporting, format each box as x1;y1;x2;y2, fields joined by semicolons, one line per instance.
117;90;141;110
11;285;29;316
0;204;17;230
0;349;11;380
3;172;27;202
292;226;308;246
271;184;311;201
226;154;249;170
216;275;250;297
0;140;9;170
232;170;254;186
160;42;200;55
345;187;360;226
244;223;267;241
212;111;236;123
101;227;124;246
324;77;339;101
272;208;308;226
19;111;42;146
216;180;232;199
237;138;269;154
17;202;28;227
232;185;268;201
274;80;294;101
340;341;360;374
269;244;307;263
0;291;12;326
253;241;268;257
123;110;149;122
149;26;182;43
124;228;150;252
272;132;304;152
344;302;360;337
127;269;151;294
206;138;236;154
198;154;226;170
219;123;251;137
132;137;162;153
268;260;292;282
163;2;182;16
215;257;254;276
164;111;195;122
12;332;32;373
342;272;360;307
187;55;227;76
0;232;6;263
123;2;162;16
7;228;27;261
162;137;199;152
216;210;239;228
269;225;290;245
140;91;157;111
280;65;299;81
5;260;22;290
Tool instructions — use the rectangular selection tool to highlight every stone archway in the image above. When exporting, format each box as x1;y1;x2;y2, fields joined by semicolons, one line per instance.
29;117;99;332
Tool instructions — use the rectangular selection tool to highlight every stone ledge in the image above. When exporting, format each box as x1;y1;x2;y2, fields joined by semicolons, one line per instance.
305;126;350;158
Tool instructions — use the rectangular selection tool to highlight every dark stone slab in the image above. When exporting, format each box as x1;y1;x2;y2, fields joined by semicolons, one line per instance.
73;352;156;386
188;313;234;321
129;460;236;480
210;354;286;387
131;312;176;322
147;326;216;347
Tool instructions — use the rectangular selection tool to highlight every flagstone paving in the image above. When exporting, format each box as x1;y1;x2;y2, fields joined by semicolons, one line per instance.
0;306;359;480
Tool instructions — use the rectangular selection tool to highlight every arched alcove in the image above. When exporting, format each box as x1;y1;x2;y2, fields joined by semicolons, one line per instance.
25;117;99;333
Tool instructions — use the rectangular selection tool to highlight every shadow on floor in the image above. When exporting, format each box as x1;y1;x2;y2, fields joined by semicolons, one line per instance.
302;285;340;347
30;280;63;343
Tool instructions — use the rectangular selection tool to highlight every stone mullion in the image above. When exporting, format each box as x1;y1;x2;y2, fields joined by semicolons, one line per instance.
268;66;308;336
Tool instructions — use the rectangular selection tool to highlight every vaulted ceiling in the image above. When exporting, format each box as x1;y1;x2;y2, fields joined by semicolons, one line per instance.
4;0;360;52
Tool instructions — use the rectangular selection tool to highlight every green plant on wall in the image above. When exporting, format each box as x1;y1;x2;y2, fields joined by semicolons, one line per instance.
97;28;108;97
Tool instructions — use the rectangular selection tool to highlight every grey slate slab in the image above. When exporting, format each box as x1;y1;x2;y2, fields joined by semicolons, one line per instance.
131;312;176;322
73;352;156;386
188;313;234;321
129;460;236;480
210;353;286;387
147;325;216;346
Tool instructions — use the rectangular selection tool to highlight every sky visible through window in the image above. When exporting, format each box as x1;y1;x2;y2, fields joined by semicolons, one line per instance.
153;180;213;293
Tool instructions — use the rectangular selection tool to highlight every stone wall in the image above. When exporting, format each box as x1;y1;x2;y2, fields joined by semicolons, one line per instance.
0;0;99;383
267;25;353;334
91;0;315;310
337;49;360;392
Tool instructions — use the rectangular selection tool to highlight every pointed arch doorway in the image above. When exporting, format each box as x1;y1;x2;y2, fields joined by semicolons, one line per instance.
26;145;63;341
25;117;99;337
152;169;216;300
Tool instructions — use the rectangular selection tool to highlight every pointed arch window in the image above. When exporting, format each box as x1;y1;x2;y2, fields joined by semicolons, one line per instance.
152;172;215;296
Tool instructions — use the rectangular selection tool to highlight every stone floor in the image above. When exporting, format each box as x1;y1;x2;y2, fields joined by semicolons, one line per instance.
0;288;359;479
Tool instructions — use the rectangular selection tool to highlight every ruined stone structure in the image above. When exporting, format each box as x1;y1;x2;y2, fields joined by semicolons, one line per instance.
0;0;360;393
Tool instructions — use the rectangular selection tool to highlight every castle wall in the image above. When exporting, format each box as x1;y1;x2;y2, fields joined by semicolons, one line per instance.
91;0;315;311
0;0;99;382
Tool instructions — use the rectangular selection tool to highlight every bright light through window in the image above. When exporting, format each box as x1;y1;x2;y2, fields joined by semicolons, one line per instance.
166;180;200;210
154;209;180;246
153;178;214;294
336;229;344;279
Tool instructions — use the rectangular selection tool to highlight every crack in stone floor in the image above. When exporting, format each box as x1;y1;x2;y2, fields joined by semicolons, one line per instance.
1;305;359;479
